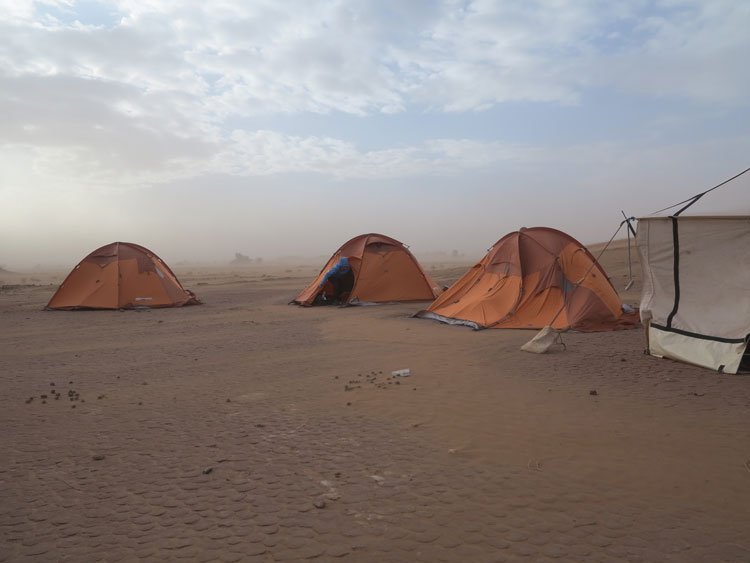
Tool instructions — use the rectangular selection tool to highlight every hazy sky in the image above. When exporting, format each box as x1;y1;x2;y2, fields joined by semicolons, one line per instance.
1;0;749;269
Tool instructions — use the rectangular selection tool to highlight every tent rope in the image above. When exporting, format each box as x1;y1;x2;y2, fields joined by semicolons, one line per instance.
649;166;750;216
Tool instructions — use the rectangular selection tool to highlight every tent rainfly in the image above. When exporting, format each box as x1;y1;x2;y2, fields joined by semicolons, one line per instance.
292;233;442;306
47;242;200;310
637;216;750;373
416;227;636;331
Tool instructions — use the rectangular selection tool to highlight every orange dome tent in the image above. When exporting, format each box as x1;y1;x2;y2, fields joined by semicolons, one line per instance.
47;242;201;310
292;233;442;306
416;227;636;331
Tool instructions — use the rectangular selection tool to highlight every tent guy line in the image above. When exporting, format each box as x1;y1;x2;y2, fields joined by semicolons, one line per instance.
648;165;750;217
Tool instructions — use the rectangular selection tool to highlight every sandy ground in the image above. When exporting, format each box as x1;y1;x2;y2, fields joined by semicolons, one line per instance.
1;243;749;562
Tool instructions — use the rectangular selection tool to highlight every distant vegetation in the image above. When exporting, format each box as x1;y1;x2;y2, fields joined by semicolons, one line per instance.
230;253;263;266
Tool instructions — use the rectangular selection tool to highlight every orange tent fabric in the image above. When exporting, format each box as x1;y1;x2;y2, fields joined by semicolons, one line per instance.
292;233;442;306
47;242;201;310
417;227;636;331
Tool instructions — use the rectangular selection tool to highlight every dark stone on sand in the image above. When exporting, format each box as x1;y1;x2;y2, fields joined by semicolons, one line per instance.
50;383;55;386
202;467;214;475
71;405;76;409
92;455;105;461
138;402;143;405
346;402;352;406
40;395;47;399
226;398;231;402
589;390;598;396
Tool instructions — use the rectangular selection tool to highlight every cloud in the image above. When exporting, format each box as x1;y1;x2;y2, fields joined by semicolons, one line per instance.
214;131;526;179
0;0;748;194
599;1;750;104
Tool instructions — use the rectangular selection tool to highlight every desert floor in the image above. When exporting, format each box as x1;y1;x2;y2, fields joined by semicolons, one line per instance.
1;243;749;562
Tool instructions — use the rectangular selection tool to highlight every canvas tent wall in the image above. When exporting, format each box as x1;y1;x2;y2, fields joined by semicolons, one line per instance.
292;233;442;306
417;227;635;331
47;242;200;310
637;216;750;373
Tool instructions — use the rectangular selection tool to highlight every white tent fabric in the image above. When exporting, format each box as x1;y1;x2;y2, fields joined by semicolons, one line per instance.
637;216;750;373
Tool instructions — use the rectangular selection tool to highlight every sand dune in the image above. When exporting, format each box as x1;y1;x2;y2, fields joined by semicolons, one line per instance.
1;242;748;562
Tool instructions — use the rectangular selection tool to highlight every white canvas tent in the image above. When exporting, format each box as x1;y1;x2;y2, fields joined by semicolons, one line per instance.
637;216;750;373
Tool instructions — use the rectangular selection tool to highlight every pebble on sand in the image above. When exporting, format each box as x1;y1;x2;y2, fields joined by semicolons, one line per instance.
589;390;598;396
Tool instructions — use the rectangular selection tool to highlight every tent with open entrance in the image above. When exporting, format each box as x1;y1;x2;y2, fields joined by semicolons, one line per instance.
292;233;442;306
47;242;201;310
637;216;750;373
416;227;636;331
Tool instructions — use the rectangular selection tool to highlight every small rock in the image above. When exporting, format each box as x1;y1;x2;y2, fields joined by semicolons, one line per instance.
92;455;105;461
346;402;352;406
40;394;47;399
71;405;76;409
226;398;231;403
589;390;598;396
313;499;326;509
138;401;143;405
50;382;55;387
202;467;213;475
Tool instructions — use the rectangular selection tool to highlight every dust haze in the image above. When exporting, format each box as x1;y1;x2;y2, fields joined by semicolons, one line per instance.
3;165;749;272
